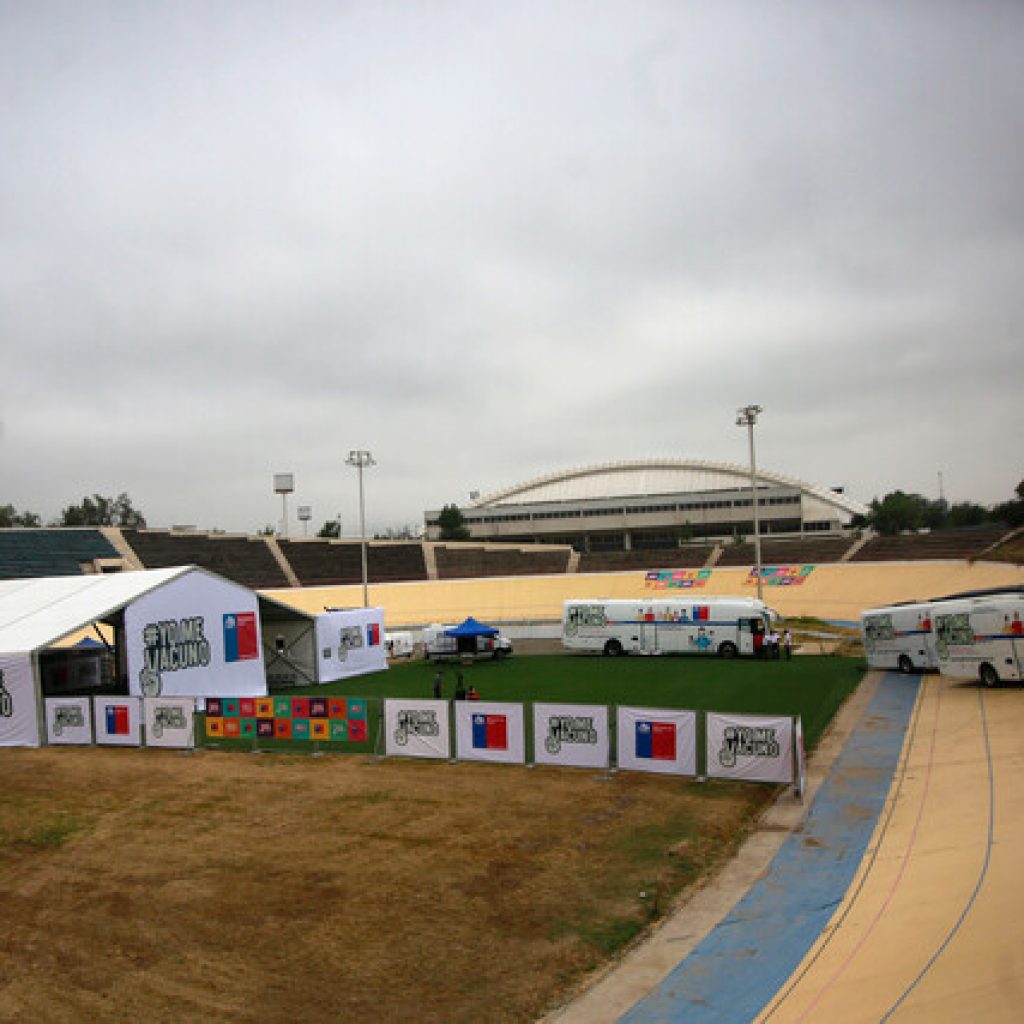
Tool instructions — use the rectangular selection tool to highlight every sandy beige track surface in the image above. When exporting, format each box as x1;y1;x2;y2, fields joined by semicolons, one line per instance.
758;675;1024;1022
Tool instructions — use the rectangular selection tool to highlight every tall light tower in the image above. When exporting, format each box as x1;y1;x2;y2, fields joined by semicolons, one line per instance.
273;473;294;537
735;406;764;602
345;450;375;607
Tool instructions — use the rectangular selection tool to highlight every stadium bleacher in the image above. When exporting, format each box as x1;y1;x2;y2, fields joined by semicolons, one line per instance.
577;546;715;573
120;530;290;589
849;525;1011;563
716;536;856;567
0;529;120;579
278;540;429;585
434;545;572;580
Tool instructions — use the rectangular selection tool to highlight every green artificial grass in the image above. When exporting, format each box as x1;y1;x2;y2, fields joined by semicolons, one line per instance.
198;653;863;758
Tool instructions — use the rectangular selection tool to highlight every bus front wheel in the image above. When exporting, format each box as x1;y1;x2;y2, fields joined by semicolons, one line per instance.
718;642;738;659
980;663;1000;688
898;655;914;674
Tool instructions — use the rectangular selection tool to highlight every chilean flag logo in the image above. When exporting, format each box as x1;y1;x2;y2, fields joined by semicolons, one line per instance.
635;720;676;760
224;612;258;662
472;713;508;750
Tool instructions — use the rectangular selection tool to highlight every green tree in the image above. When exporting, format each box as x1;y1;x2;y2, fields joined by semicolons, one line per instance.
946;502;989;528
993;479;1024;528
437;504;470;541
58;492;146;528
317;519;341;539
867;491;930;535
0;504;41;527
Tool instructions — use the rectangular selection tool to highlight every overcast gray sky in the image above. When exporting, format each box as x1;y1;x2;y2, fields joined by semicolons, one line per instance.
2;1;1022;536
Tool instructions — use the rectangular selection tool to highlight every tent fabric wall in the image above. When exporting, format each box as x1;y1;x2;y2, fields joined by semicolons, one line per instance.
315;608;387;683
0;653;41;747
125;572;266;698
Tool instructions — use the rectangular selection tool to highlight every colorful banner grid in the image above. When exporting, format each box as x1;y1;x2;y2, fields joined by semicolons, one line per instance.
645;569;711;589
744;565;815;586
205;695;368;742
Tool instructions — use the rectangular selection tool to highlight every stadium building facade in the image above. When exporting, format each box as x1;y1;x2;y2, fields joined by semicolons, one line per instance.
424;460;869;551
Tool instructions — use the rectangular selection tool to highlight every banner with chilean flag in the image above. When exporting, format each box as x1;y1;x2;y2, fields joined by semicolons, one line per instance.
454;701;525;764
616;706;697;776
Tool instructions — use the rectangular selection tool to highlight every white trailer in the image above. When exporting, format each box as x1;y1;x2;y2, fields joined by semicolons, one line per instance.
933;593;1024;687
423;624;513;661
562;597;772;658
860;602;938;674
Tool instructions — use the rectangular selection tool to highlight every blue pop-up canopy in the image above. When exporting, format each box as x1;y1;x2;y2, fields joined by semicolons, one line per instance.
444;616;498;638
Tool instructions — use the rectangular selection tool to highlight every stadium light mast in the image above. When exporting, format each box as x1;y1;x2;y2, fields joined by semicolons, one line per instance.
735;406;764;603
346;450;375;607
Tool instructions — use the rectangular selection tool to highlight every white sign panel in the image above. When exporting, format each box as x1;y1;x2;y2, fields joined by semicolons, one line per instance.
124;570;266;698
316;608;388;683
533;702;609;769
384;698;450;759
0;654;41;747
45;696;93;745
795;716;807;799
94;696;143;747
616;707;697;776
454;702;525;764
706;712;794;784
144;697;196;749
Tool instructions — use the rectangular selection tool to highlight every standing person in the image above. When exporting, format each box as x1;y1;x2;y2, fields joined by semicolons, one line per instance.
783;629;793;661
454;673;467;701
432;669;443;699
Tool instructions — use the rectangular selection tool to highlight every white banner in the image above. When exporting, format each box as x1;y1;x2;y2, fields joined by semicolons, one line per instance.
795;716;807;799
125;570;266;698
316;608;388;682
144;697;196;749
454;702;525;764
706;712;794;784
0;654;41;747
533;702;609;769
384;698;450;759
45;696;93;745
94;696;143;747
616;707;697;776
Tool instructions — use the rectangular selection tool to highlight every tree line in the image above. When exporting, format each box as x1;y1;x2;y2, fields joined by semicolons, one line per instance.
0;493;146;529
852;478;1024;535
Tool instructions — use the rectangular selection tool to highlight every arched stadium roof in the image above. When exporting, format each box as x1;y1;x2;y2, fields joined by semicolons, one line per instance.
471;459;869;517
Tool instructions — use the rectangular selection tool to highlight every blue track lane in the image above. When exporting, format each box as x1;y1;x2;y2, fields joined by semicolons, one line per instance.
620;672;921;1024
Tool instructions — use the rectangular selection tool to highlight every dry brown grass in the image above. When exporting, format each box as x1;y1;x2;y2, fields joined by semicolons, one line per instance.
0;747;771;1023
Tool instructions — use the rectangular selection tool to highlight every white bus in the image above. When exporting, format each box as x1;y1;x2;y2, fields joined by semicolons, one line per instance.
933;593;1024;687
860;602;938;674
561;597;772;658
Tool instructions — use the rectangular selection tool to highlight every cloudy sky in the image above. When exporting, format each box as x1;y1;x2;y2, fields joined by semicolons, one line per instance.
2;1;1021;536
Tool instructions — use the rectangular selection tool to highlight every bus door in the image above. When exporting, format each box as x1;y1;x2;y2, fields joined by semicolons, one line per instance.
640;622;658;654
739;618;764;656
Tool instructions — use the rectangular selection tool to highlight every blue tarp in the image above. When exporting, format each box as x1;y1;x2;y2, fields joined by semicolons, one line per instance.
444;616;498;638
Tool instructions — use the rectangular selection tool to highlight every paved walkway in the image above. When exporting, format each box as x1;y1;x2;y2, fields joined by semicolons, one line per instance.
547;672;1024;1022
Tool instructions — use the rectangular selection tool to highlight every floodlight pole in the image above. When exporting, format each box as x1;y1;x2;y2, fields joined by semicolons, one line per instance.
346;450;375;607
736;406;764;603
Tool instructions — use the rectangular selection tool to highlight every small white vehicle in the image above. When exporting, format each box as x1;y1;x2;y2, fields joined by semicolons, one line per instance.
860;602;938;674
561;597;772;658
933;593;1024;687
385;632;415;659
423;623;513;661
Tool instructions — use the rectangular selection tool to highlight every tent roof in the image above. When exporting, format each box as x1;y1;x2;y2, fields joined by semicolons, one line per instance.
0;567;194;655
444;616;498;637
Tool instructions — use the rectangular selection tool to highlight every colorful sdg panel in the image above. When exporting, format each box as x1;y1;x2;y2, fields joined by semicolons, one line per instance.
205;695;367;742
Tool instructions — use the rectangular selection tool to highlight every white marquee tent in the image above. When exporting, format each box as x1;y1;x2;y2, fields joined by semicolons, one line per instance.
0;567;267;747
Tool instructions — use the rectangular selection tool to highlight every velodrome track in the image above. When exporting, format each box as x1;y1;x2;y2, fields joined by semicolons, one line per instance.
545;670;1024;1023
261;559;1024;626
755;672;1023;1022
